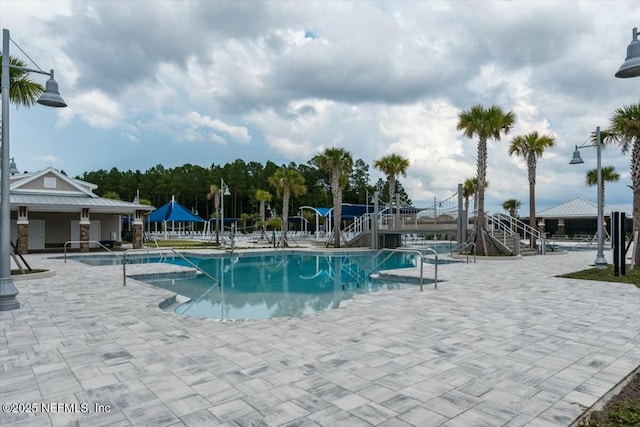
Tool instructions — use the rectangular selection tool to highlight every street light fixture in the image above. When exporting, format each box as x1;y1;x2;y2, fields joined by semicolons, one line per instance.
569;126;607;270
9;158;19;175
1;28;67;311
220;178;230;249
615;27;640;78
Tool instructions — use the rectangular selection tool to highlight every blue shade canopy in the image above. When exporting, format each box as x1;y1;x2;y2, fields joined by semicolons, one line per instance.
149;200;204;223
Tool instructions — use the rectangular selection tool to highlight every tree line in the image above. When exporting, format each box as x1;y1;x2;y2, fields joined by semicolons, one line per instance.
77;157;412;225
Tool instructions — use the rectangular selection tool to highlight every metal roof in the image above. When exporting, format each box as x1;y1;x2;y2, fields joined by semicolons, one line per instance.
536;197;610;218
9;193;154;213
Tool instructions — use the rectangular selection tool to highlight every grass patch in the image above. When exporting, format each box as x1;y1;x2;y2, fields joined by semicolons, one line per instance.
578;370;640;426
557;265;640;288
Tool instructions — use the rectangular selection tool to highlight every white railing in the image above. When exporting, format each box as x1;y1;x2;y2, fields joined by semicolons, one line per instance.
486;213;547;255
342;212;371;236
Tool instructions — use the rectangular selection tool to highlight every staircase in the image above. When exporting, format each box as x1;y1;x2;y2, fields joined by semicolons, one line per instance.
489;230;538;256
486;213;546;256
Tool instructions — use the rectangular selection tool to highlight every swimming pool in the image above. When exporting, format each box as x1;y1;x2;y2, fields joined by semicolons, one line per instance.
142;251;432;320
60;249;441;320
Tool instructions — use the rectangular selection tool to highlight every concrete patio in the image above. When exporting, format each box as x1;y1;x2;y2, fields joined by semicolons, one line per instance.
1;249;639;426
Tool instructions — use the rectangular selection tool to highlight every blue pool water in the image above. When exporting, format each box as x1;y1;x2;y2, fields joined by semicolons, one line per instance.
146;251;430;320
61;249;442;320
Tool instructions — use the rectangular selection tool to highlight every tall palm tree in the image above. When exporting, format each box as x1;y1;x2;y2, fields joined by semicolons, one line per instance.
0;55;44;107
607;103;639;267
374;154;410;207
508;131;555;244
586;165;620;217
255;189;272;238
207;184;221;244
457;104;516;255
311;147;353;248
502;199;521;218
268;168;307;245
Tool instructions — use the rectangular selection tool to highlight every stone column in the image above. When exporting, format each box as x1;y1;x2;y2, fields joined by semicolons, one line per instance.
558;219;565;236
16;206;29;253
538;219;546;236
132;209;145;249
80;208;90;252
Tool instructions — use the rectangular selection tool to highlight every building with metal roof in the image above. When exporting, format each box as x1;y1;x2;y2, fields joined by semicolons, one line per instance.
536;197;611;237
8;167;154;252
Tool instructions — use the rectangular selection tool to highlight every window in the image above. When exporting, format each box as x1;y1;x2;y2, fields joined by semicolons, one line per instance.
44;177;57;188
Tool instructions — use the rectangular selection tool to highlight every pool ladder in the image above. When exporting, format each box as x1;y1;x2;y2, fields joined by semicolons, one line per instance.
343;247;438;291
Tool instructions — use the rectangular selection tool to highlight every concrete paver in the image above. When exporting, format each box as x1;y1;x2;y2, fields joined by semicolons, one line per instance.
1;249;638;426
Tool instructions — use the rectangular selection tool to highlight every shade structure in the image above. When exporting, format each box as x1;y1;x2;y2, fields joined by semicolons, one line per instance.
149;199;204;223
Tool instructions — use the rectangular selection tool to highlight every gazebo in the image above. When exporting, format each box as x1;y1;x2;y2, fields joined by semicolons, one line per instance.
148;196;205;238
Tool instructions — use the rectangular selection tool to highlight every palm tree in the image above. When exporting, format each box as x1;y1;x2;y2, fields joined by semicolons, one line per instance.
0;55;44;107
207;184;221;244
374;154;410;207
311;147;354;248
586;165;620;218
607;103;639;267
508;131;555;244
502;199;521;218
255;189;272;238
240;213;252;233
268;168;307;245
457;104;516;255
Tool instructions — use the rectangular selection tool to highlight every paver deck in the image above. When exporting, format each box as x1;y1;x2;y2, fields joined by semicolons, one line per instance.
1;249;638;426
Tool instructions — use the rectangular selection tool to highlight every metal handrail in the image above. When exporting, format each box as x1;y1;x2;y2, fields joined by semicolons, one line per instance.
122;248;219;287
452;242;476;263
63;240;123;263
380;248;438;290
342;249;386;287
487;213;547;255
345;248;438;291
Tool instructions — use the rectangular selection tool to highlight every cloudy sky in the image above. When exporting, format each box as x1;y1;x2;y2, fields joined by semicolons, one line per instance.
1;1;638;214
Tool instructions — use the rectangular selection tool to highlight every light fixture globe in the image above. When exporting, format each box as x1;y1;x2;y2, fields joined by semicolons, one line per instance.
569;146;584;165
36;70;67;107
615;27;640;78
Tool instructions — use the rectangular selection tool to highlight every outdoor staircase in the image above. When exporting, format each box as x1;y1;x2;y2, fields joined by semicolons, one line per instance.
486;213;547;256
489;230;538;256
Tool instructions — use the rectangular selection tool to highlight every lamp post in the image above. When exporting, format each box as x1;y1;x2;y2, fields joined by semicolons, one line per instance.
1;28;67;311
615;27;640;78
569;126;607;270
220;178;230;249
371;190;379;250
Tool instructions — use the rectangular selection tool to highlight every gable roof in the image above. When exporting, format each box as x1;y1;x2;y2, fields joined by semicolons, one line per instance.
536;197;611;219
7;167;153;213
10;167;96;197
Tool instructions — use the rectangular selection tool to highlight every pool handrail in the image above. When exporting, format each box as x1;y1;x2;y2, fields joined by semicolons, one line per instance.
451;242;476;263
380;248;438;291
341;249;386;288
343;248;438;291
63;240;123;263
122;248;220;287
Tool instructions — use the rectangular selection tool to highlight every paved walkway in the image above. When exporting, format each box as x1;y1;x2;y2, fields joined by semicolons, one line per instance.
1;249;638;427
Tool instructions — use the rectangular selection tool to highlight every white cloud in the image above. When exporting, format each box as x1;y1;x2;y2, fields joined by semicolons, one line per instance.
154;111;251;144
57;90;123;128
